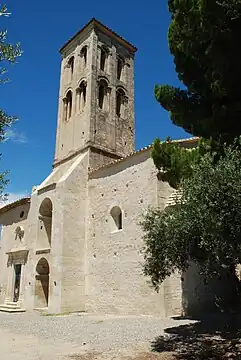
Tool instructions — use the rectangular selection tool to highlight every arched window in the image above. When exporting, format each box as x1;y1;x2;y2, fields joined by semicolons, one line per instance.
100;47;108;72
80;46;87;69
98;79;108;110
38;198;53;249
99;84;105;109
110;206;122;231
63;90;73;121
117;56;124;81
68;56;74;81
116;88;126;117
77;81;87;112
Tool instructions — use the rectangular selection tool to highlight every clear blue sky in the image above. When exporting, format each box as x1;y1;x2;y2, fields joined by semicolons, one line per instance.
0;0;189;200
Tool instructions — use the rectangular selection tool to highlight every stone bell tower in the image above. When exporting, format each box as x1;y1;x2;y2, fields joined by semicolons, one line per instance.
54;18;137;169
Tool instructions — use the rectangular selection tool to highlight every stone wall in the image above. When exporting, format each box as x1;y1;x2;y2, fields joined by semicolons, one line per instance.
88;149;183;316
56;152;89;313
54;20;135;169
0;203;30;305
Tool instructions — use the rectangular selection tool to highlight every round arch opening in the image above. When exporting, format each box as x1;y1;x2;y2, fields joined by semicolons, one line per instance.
34;258;50;309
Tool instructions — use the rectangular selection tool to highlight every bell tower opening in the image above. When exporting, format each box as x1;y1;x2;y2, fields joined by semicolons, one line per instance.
54;18;137;169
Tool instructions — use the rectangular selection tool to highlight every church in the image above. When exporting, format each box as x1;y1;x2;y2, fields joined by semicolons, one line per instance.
0;19;198;315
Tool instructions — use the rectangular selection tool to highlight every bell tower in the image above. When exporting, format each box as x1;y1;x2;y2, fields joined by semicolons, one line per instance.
54;18;137;169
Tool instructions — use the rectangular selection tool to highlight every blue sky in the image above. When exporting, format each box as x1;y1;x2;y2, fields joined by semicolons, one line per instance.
0;0;189;201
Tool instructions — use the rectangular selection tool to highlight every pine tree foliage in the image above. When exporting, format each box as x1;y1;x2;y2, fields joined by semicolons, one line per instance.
155;1;241;145
151;137;211;189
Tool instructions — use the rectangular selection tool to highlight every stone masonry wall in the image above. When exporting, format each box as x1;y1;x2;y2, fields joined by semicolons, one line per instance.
56;152;89;313
0;203;30;305
87;149;183;316
54;22;135;169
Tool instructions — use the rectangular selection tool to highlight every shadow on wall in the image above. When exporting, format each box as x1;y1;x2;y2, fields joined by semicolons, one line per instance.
34;257;50;309
151;311;241;360
154;263;241;359
182;262;241;317
0;204;30;226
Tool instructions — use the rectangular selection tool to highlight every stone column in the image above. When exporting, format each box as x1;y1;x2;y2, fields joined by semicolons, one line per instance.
79;53;83;73
63;99;67;121
123;63;127;84
123;95;128;119
5;265;14;303
67;98;72;119
97;46;101;70
76;89;80;113
106;87;111;112
71;92;75;118
80;91;83;111
18;264;25;307
106;52;110;74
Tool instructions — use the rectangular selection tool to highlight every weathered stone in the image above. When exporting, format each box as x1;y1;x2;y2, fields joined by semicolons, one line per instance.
0;19;198;316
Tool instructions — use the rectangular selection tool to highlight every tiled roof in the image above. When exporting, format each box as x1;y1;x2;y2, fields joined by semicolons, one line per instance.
0;138;199;214
89;137;199;175
60;18;137;53
166;190;183;207
0;197;31;215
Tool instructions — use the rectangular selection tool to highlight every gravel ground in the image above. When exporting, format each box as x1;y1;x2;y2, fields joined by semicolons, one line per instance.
0;312;193;360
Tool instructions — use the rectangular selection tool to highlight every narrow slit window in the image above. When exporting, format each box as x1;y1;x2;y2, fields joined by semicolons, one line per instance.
99;81;107;110
68;56;74;81
80;46;87;68
117;57;123;80
100;48;107;71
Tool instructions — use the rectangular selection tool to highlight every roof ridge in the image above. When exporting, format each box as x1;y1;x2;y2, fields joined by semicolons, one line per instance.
60;18;137;53
0;197;31;215
88;137;199;175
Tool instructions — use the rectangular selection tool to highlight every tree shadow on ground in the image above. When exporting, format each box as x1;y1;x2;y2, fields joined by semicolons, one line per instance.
151;312;241;360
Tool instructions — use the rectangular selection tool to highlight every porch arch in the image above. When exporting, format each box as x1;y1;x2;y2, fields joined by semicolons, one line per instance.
34;257;50;309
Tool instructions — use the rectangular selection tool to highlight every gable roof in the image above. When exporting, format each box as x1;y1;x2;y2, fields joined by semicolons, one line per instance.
89;137;199;175
0;197;31;216
60;18;137;54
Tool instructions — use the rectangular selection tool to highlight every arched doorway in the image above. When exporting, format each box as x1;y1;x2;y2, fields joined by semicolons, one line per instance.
34;258;49;309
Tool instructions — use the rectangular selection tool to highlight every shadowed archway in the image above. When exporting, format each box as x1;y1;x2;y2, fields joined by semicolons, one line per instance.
34;257;49;309
38;198;53;250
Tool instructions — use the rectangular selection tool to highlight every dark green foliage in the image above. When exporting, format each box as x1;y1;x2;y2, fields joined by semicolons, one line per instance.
142;139;241;290
155;1;241;144
142;1;241;293
151;137;211;188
